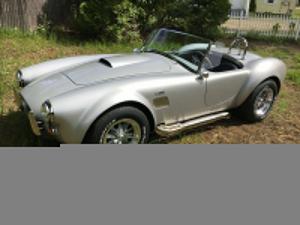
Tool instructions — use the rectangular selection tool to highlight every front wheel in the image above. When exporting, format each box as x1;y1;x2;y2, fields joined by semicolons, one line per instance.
234;80;278;123
84;106;150;144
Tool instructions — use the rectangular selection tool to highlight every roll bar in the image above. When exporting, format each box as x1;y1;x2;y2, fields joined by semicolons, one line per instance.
228;36;248;60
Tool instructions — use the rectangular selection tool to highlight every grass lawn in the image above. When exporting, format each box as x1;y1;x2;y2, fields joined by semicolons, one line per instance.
0;29;300;146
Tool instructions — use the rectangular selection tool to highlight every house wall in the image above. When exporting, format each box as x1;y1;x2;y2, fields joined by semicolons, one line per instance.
231;0;245;9
256;0;298;14
230;0;251;15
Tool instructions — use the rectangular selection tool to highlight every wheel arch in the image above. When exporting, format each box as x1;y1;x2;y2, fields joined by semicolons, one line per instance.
243;76;281;103
233;74;282;108
233;57;286;108
268;76;281;94
82;101;156;143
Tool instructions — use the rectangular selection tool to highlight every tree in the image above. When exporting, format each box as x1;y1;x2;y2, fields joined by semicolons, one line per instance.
250;0;256;13
175;0;231;38
73;0;121;39
72;0;231;41
134;0;231;39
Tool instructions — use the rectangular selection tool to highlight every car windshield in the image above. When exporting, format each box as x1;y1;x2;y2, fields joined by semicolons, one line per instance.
141;29;211;72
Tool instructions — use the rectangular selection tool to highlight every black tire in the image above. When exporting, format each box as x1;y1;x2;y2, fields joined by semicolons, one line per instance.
84;106;150;144
233;80;278;123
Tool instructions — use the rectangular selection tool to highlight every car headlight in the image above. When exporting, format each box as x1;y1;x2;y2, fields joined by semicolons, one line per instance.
16;70;25;87
41;100;59;135
41;100;55;125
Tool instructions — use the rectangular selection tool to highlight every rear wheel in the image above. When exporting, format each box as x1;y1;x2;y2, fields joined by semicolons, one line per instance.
84;106;150;144
233;80;278;123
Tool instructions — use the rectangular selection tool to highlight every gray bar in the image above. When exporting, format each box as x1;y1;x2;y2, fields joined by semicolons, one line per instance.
0;145;299;225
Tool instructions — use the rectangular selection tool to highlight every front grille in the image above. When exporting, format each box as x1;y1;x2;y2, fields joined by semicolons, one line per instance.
36;120;44;130
19;79;25;88
16;70;26;87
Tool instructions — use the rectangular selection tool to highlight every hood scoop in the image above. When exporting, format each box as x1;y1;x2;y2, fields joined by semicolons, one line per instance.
99;58;113;68
99;54;149;68
64;53;171;85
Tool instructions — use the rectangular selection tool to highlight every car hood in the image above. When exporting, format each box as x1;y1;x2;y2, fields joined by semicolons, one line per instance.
63;53;172;85
20;53;172;113
21;73;79;114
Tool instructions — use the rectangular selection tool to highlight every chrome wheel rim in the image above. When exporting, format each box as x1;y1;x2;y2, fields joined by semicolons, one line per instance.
101;119;142;144
254;86;275;117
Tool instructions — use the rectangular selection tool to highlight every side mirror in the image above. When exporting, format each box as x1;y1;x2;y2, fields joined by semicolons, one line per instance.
197;68;209;80
202;71;209;79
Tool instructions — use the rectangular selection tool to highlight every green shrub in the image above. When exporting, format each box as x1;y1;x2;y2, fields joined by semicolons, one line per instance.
107;0;141;42
178;0;231;39
272;23;281;34
134;0;231;39
74;0;141;42
35;14;54;38
74;0;119;40
72;0;231;41
250;0;256;13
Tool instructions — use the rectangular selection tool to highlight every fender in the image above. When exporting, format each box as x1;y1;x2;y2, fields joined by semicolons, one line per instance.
19;54;118;85
233;57;287;107
80;91;157;139
49;83;157;143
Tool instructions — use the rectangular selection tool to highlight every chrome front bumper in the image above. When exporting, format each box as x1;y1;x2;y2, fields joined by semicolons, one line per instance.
28;112;43;136
14;89;30;112
14;89;22;109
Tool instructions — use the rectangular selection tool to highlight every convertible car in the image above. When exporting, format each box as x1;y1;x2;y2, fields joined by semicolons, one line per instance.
15;29;286;144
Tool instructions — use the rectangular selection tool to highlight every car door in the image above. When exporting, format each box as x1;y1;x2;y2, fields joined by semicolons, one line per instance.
205;69;250;111
154;70;208;124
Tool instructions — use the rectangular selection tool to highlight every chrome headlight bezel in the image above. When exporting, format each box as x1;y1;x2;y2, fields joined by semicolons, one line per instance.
41;101;55;125
41;100;59;135
41;101;53;114
16;70;25;87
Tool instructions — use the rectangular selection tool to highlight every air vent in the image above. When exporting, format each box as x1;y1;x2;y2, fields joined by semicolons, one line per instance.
99;58;113;68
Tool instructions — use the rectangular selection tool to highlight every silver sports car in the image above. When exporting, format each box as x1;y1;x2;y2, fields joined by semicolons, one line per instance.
15;29;287;144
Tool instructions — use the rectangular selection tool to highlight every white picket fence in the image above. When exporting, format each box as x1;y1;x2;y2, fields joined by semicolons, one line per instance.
222;11;300;40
